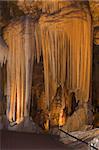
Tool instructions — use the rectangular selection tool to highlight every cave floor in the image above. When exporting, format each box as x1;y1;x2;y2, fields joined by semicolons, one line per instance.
0;130;88;150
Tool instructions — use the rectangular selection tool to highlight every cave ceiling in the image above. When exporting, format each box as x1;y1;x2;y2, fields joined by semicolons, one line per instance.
0;0;99;43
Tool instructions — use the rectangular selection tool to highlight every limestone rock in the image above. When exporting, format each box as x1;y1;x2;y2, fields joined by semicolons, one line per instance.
2;115;9;129
62;107;87;132
8;117;42;133
23;117;41;133
0;117;3;129
0;115;9;129
50;127;60;136
93;112;99;128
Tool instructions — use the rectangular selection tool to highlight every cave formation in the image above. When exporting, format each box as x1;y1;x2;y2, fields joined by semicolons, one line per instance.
0;0;99;132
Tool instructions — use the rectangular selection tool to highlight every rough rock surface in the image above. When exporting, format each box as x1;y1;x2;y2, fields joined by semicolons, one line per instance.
8;117;43;133
62;107;87;132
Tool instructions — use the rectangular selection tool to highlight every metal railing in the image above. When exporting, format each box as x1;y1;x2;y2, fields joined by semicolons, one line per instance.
59;128;98;150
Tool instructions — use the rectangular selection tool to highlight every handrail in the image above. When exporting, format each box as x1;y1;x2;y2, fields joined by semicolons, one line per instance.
59;128;98;150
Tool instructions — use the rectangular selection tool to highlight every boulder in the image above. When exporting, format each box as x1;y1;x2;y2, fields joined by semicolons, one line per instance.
62;107;87;132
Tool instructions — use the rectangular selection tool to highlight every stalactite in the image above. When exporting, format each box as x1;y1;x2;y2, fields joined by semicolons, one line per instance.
24;17;31;117
24;18;35;117
0;36;8;66
9;29;16;122
4;30;10;119
35;23;42;63
3;16;35;124
36;6;92;112
16;26;21;123
37;0;73;14
20;30;25;121
2;1;92;129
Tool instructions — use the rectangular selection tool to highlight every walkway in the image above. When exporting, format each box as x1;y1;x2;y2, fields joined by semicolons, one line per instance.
0;130;88;150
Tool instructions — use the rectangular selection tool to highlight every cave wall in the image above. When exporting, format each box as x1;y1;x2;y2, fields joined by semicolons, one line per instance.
93;44;99;109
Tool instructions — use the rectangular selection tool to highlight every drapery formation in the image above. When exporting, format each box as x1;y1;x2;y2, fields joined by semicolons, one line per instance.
3;16;35;123
35;7;92;109
0;36;8;101
2;3;92;125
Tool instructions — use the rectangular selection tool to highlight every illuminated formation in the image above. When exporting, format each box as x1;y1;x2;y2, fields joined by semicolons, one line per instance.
0;0;99;131
3;16;35;123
